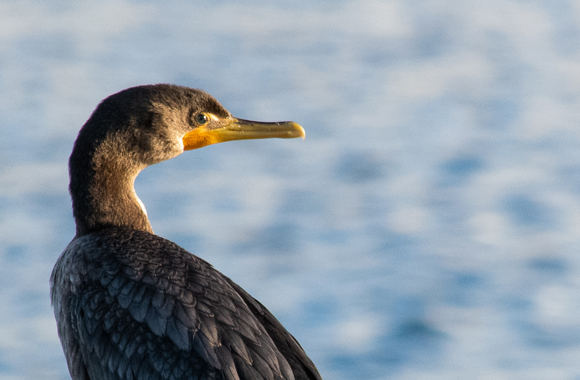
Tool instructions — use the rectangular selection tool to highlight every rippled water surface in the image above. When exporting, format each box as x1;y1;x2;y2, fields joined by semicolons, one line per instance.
2;1;580;379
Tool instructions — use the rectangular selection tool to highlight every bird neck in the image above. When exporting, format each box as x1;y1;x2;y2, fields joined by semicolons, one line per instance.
69;134;153;237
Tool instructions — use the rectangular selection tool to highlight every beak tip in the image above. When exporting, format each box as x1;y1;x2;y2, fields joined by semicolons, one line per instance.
293;122;306;139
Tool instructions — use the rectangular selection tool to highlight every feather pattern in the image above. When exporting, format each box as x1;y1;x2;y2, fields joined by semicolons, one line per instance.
51;228;322;380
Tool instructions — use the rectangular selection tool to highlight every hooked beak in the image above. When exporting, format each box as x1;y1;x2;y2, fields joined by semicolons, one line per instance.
182;117;305;151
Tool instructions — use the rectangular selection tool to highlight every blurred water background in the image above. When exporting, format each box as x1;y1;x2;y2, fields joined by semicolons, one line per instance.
2;1;580;379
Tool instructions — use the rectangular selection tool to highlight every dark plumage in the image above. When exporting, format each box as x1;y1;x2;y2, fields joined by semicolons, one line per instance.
50;84;320;380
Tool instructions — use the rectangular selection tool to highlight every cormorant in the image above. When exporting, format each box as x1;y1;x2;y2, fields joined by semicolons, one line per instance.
50;84;321;380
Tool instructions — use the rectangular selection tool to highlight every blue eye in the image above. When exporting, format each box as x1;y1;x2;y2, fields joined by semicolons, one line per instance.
196;114;208;125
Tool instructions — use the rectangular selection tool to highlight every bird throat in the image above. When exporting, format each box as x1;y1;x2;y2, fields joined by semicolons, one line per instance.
70;134;154;236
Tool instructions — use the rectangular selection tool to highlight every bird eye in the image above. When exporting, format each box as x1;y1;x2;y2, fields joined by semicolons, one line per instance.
196;113;209;125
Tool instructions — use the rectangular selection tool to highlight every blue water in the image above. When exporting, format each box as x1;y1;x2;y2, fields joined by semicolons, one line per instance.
2;1;580;379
